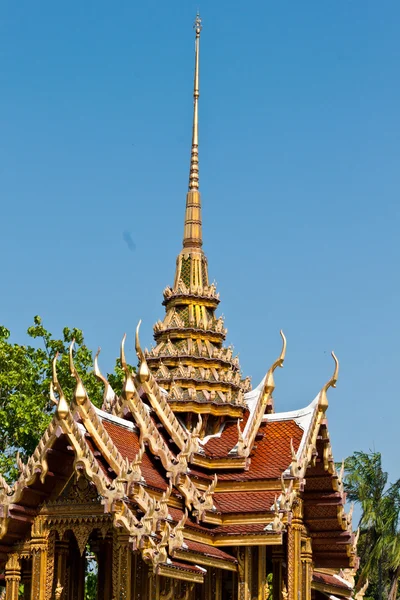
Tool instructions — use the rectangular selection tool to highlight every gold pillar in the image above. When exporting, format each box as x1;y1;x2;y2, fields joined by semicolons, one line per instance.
22;561;32;600
112;531;132;599
30;517;53;600
66;542;85;600
258;547;268;600
216;570;222;600
237;547;252;600
272;547;284;600
5;554;21;600
301;538;313;600
53;539;69;599
95;536;113;600
288;499;303;600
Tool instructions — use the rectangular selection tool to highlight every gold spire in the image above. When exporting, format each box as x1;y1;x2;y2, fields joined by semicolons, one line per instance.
183;13;202;249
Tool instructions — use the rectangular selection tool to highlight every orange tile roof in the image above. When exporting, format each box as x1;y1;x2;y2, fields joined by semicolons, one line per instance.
202;413;249;458
213;491;276;513
216;420;303;481
182;539;236;562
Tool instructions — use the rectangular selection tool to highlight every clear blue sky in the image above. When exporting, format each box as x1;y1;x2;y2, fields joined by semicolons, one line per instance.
1;1;399;486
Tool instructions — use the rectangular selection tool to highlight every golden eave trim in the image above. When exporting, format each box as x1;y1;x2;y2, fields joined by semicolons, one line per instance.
311;581;352;599
181;528;282;548
170;401;243;417
190;454;247;470
157;563;204;584
211;479;297;493
173;549;237;572
214;533;283;547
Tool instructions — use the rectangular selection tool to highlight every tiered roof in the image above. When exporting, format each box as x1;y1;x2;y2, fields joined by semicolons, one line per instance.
0;13;357;591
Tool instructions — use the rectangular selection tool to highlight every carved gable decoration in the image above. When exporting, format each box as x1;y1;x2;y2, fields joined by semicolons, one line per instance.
58;474;101;505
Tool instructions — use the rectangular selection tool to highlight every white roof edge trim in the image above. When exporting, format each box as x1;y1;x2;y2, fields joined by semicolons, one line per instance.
332;574;353;589
263;395;319;424
95;407;137;431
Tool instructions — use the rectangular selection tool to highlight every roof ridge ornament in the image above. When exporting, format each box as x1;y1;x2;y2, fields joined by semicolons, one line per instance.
51;352;69;419
135;321;150;383
69;340;86;405
120;333;137;401
264;330;286;394
318;351;339;413
236;330;286;457
94;347;117;412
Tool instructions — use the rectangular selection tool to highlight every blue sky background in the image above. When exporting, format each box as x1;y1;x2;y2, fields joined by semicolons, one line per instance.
1;1;399;492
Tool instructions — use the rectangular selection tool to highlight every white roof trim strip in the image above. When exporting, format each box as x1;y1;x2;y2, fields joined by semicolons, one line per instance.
95;407;138;431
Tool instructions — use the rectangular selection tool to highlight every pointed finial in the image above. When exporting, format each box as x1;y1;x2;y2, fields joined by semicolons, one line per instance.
318;351;339;413
135;320;150;383
120;334;127;370
183;14;203;249
189;13;202;191
69;340;86;405
264;330;286;393
52;352;69;419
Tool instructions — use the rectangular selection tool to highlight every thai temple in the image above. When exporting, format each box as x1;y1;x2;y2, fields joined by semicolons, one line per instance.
0;15;359;600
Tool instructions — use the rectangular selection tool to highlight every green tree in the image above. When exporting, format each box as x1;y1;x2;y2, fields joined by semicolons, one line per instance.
341;451;400;600
0;316;129;482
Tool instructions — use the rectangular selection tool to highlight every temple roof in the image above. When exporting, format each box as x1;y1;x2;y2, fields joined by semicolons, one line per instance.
0;334;357;575
0;13;358;585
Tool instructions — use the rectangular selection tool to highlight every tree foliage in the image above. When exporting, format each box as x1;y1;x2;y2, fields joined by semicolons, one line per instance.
0;316;129;482
341;451;400;600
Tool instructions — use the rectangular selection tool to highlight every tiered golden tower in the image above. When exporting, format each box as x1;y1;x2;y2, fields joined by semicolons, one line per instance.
146;15;250;430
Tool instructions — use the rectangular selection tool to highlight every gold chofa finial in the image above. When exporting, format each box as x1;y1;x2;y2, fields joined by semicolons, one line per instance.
318;351;339;413
183;14;203;249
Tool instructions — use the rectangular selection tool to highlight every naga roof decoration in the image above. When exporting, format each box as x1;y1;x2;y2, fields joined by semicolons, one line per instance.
0;13;358;600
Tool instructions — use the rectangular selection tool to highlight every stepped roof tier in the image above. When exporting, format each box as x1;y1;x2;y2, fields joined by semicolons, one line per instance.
0;14;359;600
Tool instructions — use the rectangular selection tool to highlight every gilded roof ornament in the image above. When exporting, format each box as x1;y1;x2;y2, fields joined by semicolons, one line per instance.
318;351;339;413
69;340;86;405
355;579;369;600
0;473;12;496
264;330;286;394
120;334;136;401
271;496;285;532
136;320;150;383
94;347;117;412
237;331;286;457
51;352;69;419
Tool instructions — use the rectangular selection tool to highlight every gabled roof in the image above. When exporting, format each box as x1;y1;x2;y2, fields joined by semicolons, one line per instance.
0;337;357;578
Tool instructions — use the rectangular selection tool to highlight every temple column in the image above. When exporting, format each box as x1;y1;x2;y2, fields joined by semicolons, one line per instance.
112;530;132;599
93;535;113;600
257;547;268;600
237;547;252;600
272;547;284;600
30;517;55;600
287;500;303;600
5;554;21;600
215;569;222;600
67;546;85;600
22;561;32;600
52;539;69;600
301;538;313;600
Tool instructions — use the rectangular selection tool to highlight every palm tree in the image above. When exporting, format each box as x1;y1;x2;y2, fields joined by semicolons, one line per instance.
342;451;400;600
